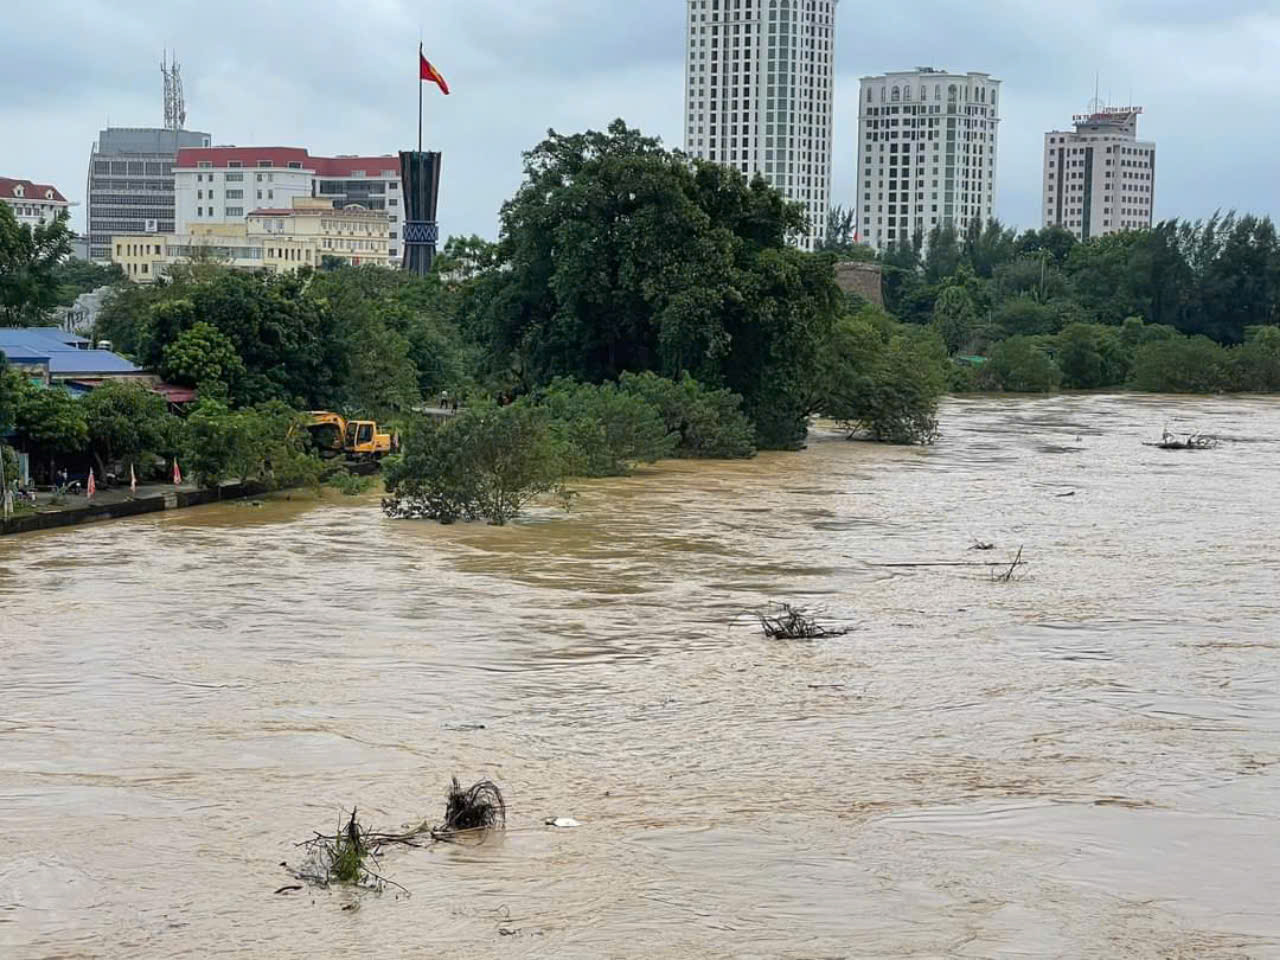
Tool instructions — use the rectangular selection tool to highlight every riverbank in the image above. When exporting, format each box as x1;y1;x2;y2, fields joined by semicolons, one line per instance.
1;479;275;537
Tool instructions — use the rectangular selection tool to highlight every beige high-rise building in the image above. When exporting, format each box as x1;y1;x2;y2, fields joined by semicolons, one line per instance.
1043;106;1155;241
683;0;838;251
856;68;1001;251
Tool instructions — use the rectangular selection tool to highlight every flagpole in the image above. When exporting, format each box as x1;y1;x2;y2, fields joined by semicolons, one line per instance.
418;42;423;153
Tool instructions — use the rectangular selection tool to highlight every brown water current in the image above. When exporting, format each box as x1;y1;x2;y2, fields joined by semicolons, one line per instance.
2;394;1280;959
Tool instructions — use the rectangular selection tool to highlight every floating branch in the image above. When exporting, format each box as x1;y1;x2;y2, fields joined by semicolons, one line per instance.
759;603;850;640
1144;430;1220;451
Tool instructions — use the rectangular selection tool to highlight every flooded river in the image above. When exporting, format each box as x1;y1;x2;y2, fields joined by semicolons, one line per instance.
3;394;1279;959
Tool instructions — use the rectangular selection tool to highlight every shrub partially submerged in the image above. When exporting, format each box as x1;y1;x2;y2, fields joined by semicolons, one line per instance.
436;777;506;838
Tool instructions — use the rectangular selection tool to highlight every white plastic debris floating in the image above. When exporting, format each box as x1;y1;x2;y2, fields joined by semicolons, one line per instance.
545;818;581;829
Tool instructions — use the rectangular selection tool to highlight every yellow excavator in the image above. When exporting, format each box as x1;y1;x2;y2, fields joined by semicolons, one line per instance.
307;412;393;461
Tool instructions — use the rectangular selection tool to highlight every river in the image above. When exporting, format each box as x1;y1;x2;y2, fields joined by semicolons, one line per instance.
2;394;1279;959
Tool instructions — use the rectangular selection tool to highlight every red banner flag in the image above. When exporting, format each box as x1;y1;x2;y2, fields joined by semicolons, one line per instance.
419;48;450;95
173;459;183;487
87;468;96;500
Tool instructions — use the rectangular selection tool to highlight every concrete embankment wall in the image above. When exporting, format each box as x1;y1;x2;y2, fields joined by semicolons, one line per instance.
1;481;274;538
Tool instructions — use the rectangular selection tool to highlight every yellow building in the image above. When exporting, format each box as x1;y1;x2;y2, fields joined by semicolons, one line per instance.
111;197;392;282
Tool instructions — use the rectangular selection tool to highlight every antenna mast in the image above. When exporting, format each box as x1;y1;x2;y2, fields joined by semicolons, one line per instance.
162;50;186;130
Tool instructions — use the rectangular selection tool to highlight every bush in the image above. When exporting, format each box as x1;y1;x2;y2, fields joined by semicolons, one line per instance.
987;336;1062;392
533;378;676;477
617;372;756;459
183;399;324;490
817;309;948;444
383;404;569;526
1232;326;1280;392
1131;337;1232;393
327;470;376;496
1054;323;1132;389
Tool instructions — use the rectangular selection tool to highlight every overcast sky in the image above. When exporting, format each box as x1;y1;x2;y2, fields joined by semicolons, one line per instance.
3;0;1277;242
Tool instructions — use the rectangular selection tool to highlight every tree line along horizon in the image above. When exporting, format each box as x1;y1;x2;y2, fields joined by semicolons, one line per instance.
3;119;1279;516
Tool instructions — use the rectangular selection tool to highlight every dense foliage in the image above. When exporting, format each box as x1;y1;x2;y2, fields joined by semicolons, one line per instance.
383;405;569;525
875;213;1280;394
0;202;74;325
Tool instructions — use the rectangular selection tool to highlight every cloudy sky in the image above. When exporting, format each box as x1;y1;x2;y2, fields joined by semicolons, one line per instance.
3;0;1277;241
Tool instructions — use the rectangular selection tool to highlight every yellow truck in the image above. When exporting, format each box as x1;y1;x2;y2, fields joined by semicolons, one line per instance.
307;412;393;461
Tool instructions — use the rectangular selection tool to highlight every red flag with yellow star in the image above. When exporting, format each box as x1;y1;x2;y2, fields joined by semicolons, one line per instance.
419;46;450;96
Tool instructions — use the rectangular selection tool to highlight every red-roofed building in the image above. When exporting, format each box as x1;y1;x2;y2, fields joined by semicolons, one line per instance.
173;147;404;261
1;177;73;228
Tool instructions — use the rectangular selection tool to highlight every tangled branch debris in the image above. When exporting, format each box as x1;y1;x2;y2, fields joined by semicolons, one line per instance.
759;603;850;640
1145;430;1220;451
293;808;409;894
435;777;507;839
288;777;508;894
992;546;1025;583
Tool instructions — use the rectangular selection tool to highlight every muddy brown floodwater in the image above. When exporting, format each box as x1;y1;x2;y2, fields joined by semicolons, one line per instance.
3;394;1280;959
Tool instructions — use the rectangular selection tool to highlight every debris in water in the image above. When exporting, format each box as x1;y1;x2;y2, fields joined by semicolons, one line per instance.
1145;430;1219;451
970;539;995;551
758;603;849;640
992;546;1025;584
433;777;507;840
545;817;581;829
292;808;408;895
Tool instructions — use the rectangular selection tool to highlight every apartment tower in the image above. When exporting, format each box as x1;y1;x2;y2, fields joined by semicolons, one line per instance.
856;68;1001;250
683;0;838;251
1043;106;1155;241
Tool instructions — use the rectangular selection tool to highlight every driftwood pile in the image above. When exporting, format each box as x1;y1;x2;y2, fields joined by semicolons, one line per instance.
288;776;508;895
1145;430;1220;451
759;603;849;640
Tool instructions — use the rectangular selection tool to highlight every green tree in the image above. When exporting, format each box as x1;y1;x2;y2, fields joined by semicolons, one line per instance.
473;120;839;449
182;399;323;489
988;337;1062;393
52;258;124;308
383;404;569;526
534;378;676;477
1233;325;1280;392
617;371;756;459
0;203;74;326
816;306;948;444
82;381;183;479
1054;323;1131;389
931;284;977;354
161;322;246;395
12;383;89;456
1131;337;1232;393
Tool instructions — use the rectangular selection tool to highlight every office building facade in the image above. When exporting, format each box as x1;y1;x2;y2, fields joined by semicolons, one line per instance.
173;147;404;260
0;177;72;228
856;68;1001;250
85;127;212;261
1043;107;1155;241
683;0;838;251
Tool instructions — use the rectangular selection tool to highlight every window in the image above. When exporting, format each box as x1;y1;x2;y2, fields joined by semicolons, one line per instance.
228;161;242;168
388;198;398;207
197;206;203;216
226;206;243;217
198;161;212;169
226;172;243;182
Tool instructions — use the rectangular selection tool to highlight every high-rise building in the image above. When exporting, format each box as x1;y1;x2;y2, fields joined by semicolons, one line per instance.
172;147;405;261
683;0;838;251
1042;106;1155;241
85;127;212;262
856;68;1001;250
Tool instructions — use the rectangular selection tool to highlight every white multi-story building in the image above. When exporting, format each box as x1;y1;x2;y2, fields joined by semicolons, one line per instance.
1043;107;1155;241
0;177;72;228
683;0;838;251
173;147;405;260
856;68;1001;250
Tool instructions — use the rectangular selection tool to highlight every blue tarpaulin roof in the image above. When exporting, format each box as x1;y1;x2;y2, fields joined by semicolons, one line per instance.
0;327;140;376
